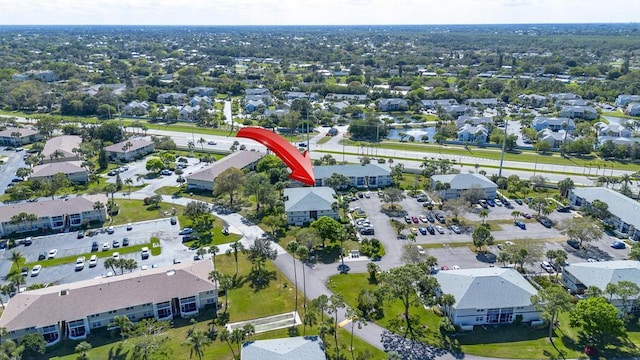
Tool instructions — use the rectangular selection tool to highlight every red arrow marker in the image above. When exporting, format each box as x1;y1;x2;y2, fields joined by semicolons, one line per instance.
236;127;315;185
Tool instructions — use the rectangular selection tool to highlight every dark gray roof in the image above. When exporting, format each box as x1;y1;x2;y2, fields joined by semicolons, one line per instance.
431;174;496;190
241;336;325;360
435;268;538;309
563;260;640;291
314;164;390;179
571;187;640;229
284;187;335;212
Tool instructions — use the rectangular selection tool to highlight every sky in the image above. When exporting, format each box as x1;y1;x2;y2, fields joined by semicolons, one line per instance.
0;0;639;26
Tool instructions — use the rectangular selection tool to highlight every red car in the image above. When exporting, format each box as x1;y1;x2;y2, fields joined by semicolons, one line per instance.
411;216;419;223
440;266;450;271
521;212;532;219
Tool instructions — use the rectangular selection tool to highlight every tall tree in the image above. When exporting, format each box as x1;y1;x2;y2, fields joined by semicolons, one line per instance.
530;285;574;341
382;187;405;210
557;177;575;198
561;216;603;248
569;296;626;349
287;241;301;316
246;237;277;288
226;241;245;276
183;329;211;360
213;167;245;205
380;264;424;337
311;216;342;248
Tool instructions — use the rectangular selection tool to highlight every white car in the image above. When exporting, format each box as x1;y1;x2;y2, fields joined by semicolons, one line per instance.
435;225;445;234
106;226;115;234
112;252;120;260
452;265;461;270
141;265;149;270
88;255;98;267
48;249;58;259
541;261;554;272
102;242;110;251
31;265;42;276
495;199;503;207
207;140;217;145
75;256;86;271
416;245;425;254
451;225;461;234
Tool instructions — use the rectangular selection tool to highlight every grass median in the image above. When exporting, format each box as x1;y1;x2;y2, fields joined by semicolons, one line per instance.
24;242;157;269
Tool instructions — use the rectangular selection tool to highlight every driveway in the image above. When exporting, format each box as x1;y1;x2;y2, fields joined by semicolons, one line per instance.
0;148;27;195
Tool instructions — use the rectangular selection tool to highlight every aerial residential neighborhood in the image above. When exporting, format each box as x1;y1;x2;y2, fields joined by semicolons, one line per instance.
0;20;639;360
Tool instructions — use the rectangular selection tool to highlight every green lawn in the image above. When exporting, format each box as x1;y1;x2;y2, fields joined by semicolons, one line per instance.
46;256;386;360
316;136;332;145
111;199;184;225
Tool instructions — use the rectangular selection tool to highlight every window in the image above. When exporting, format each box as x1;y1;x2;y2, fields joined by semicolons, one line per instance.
475;316;483;322
92;321;102;328
108;310;117;314
180;296;198;314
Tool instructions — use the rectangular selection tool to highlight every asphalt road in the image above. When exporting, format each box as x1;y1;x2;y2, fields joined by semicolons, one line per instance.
0;148;27;195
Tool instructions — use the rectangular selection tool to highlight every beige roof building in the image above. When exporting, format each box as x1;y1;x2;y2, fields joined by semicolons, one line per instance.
0;127;42;146
41;135;82;163
186;150;264;191
0;260;217;345
0;195;107;237
104;138;155;162
30;161;88;184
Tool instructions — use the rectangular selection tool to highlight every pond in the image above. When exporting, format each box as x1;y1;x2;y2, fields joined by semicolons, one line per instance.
386;127;437;142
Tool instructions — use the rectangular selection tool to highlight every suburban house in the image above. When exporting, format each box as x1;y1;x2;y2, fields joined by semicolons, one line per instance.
186;151;264;191
30;161;89;184
104;139;155;162
284;91;320;101
0;195;107;237
517;94;547;108
41;135;82;164
156;92;187;104
457;124;489;143
246;88;271;96
595;122;631;138
189;95;213;107
464;98;498;107
548;93;581;102
443;105;469;117
241;336;325;360
378;98;409;112
245;99;266;113
0;261;217;346
561;261;640;312
568;187;640;241
123;101;150;116
313;164;393;189
537;129;573;149
188;86;215;96
626;103;640;116
0;127;43;146
615;94;640;107
430;174;497;200
434;268;541;329
179;105;200;121
12;70;58;82
284;187;338;226
455;116;494;129
324;93;368;103
555;98;587;107
532;117;575;132
558;105;598;120
420;99;458;110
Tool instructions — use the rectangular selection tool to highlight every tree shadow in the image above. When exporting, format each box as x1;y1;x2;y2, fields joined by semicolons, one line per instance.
247;269;277;291
107;344;129;360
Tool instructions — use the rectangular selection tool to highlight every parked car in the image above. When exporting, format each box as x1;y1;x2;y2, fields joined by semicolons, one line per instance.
541;261;554;273
435;225;445;234
170;217;177;225
31;264;42;277
106;226;115;234
411;216;419;224
179;227;193;235
557;206;571;213
102;242;110;251
21;266;29;277
207;140;217;145
451;225;461;234
91;241;99;252
404;215;412;224
360;227;375;235
426;213;435;223
77;231;84;239
23;237;32;246
48;249;58;259
486;199;495;207
611;241;626;249
418;227;427;235
141;247;150;260
416;245;425;254
112;252;120;260
122;238;130;246
112;240;120;248
419;215;429;223
426;224;435;235
126;223;133;231
521;212;532;219
38;252;46;260
514;221;527;230
89;255;98;267
479;199;488;208
539;217;553;228
75;256;86;271
567;239;580;249
495;199;503;207
173;258;182;264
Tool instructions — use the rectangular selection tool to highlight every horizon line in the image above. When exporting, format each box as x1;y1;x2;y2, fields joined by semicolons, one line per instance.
0;22;638;27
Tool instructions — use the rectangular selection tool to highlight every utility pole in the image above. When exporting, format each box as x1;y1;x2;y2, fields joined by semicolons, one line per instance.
498;112;508;178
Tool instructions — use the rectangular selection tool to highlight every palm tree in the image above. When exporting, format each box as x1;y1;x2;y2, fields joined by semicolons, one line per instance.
229;328;246;357
104;257;118;274
208;245;219;269
286;241;300;316
557;177;575;198
108;315;134;341
218;273;234;312
242;324;255;341
183;330;211;360
124;178;134;199
226;241;244;276
75;341;92;360
511;210;520;222
218;328;236;360
302;310;317;336
198;137;206;151
479;209;489;225
619;173;633;195
9;250;23;270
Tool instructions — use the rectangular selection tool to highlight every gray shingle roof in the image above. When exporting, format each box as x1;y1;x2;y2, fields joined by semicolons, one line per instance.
435;267;538;309
571;187;640;229
431;174;496;190
563;260;640;290
186;151;264;182
104;139;154;153
284;187;335;212
314;164;390;179
241;336;325;360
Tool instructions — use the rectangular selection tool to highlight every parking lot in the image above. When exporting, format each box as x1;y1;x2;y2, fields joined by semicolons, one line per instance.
348;189;633;273
1;218;201;286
